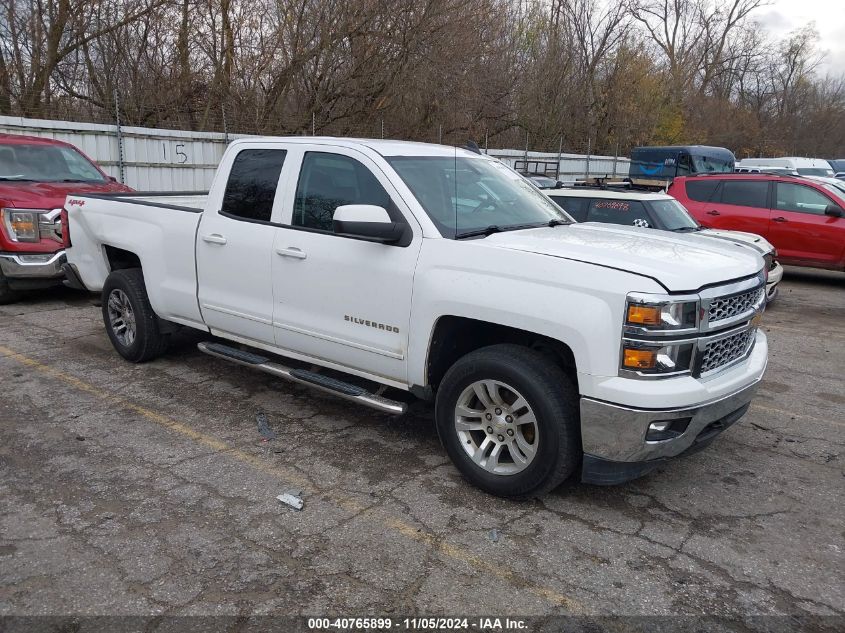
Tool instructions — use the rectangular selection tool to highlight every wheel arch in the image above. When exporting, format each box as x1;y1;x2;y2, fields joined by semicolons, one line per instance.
103;245;142;271
422;315;578;397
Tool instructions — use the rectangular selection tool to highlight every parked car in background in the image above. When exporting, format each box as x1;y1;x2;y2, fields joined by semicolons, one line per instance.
524;173;562;189
836;173;845;181
735;165;798;176
545;186;782;301
629;146;735;182
826;159;845;174
670;173;845;272
735;157;834;177
0;134;132;303
63;137;769;496
805;175;845;196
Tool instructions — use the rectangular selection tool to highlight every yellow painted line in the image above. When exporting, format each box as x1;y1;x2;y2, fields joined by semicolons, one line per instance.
751;402;845;427
0;344;581;611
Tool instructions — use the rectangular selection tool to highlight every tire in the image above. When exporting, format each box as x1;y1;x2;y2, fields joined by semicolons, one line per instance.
0;270;21;304
101;268;169;363
435;344;580;499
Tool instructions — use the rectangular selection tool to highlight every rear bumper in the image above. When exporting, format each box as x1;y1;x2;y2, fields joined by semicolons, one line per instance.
0;251;66;280
61;262;88;291
579;375;763;485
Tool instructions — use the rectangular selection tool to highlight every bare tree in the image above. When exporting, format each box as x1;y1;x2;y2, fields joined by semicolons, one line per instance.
0;0;841;156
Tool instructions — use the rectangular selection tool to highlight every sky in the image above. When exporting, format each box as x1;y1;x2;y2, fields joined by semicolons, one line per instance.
756;0;845;76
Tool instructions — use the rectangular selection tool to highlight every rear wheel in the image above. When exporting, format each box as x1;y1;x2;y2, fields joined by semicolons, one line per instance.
435;344;580;498
102;268;169;362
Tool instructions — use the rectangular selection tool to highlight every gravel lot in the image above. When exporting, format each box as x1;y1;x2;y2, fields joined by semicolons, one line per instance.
1;266;843;629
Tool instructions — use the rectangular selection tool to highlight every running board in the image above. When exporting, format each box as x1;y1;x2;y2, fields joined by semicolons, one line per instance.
197;341;407;415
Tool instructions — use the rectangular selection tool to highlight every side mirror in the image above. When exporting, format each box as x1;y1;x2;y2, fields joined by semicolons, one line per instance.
332;205;405;243
108;175;118;182
824;204;844;218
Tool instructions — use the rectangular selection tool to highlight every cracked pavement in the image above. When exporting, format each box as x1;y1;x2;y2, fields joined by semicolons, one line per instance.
0;267;843;626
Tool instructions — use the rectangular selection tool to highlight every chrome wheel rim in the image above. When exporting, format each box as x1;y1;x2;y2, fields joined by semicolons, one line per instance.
454;380;539;475
107;289;136;347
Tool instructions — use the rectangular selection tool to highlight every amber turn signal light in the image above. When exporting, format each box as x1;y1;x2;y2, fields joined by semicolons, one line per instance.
623;348;657;369
627;304;661;326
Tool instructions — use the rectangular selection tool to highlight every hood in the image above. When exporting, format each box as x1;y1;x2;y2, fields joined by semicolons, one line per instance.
482;223;762;292
0;180;132;209
697;228;774;256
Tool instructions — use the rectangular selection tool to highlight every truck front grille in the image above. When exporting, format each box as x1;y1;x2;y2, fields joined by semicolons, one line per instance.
708;287;764;324
699;328;755;374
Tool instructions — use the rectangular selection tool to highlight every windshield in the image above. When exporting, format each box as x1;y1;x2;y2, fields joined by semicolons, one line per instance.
649;199;699;231
797;168;835;177
386;156;571;238
690;155;734;173
0;143;106;182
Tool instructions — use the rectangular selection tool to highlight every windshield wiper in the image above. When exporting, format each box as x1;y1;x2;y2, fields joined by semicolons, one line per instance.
547;218;572;227
455;225;505;239
0;177;36;182
671;226;702;232
455;219;572;240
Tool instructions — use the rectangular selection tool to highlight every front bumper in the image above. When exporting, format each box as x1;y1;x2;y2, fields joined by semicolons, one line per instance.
766;262;783;302
579;372;763;485
0;251;66;280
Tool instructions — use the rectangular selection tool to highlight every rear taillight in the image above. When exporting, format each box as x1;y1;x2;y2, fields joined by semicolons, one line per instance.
60;208;71;248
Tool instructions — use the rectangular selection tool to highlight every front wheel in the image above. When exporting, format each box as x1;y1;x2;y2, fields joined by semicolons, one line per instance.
102;268;169;362
435;344;581;498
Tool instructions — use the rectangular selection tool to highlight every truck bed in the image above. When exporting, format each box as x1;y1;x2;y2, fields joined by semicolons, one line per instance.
65;191;208;329
75;191;208;212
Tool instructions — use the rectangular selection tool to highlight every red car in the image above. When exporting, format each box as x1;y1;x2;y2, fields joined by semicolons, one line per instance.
670;173;845;271
0;134;133;303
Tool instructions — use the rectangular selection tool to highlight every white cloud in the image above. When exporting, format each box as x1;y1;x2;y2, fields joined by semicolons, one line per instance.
755;1;845;75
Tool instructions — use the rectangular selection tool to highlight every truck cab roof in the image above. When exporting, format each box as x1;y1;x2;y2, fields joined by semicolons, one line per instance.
227;136;482;159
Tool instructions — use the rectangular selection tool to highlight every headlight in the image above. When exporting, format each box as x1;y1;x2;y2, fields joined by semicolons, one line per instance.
625;294;698;332
622;292;700;378
621;339;695;375
1;208;41;242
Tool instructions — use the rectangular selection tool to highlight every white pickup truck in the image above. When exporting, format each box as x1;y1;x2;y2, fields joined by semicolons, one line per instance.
63;137;769;498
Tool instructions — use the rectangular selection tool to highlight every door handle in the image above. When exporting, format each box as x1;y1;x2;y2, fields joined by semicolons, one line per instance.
706;210;720;216
275;246;307;260
202;233;228;245
772;216;788;223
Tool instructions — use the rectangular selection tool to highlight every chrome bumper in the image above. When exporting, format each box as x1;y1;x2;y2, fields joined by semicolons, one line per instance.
0;251;67;279
580;376;761;474
766;262;783;302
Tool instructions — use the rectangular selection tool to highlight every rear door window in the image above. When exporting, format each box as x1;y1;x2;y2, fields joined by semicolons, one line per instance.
719;180;768;208
585;199;652;228
685;179;720;202
222;149;287;222
775;183;833;215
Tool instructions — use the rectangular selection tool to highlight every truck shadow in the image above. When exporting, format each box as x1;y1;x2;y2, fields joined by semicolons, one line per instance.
3;285;92;308
781;266;845;288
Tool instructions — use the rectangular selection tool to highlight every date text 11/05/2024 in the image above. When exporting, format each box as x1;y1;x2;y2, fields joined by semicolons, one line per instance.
307;617;528;630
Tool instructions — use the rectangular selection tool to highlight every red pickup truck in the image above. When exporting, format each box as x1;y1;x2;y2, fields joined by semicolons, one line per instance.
669;173;845;272
0;134;132;303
